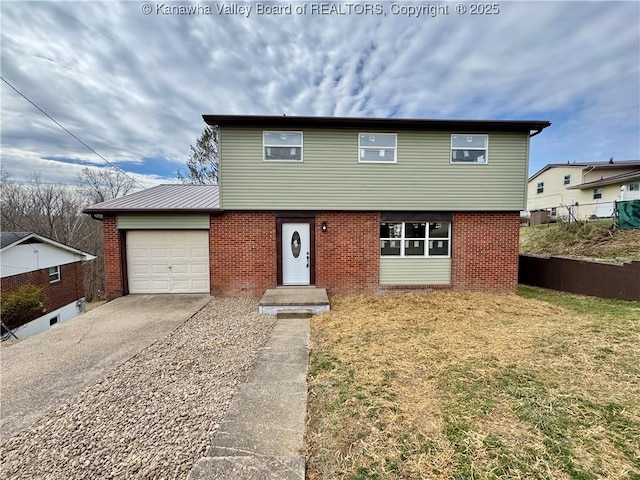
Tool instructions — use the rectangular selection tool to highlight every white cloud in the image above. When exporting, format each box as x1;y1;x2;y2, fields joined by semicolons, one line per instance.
1;0;638;186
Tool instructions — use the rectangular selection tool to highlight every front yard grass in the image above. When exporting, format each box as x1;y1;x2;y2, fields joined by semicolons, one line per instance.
306;287;640;479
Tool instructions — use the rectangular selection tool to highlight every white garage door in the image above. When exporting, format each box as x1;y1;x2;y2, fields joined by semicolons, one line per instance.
126;231;209;294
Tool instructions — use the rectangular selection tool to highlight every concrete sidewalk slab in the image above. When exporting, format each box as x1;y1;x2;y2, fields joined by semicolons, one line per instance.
188;316;309;480
0;294;211;443
188;456;305;480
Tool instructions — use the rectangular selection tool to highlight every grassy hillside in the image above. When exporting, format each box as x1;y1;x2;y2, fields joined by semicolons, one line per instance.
520;221;640;262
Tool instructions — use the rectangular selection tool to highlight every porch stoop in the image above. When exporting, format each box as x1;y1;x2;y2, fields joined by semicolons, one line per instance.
258;287;330;315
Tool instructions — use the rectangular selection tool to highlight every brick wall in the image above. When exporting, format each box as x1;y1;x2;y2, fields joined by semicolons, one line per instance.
315;212;380;295
210;212;277;296
100;210;519;299
1;262;84;324
103;215;124;300
451;212;520;293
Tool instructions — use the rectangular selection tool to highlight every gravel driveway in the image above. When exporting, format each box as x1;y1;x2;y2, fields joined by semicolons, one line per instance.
0;297;276;480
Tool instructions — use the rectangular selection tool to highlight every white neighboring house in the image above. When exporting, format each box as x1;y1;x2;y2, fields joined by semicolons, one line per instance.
527;160;640;221
1;232;96;339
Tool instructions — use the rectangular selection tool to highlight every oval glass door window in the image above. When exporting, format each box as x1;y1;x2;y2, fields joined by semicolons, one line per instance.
291;231;301;258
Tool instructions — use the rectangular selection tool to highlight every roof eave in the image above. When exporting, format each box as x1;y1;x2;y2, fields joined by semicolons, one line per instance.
567;175;640;190
203;114;551;132
0;233;96;259
0;233;36;252
83;208;223;214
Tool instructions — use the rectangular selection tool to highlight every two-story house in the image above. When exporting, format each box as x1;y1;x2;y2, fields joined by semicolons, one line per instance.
527;160;640;220
84;115;550;299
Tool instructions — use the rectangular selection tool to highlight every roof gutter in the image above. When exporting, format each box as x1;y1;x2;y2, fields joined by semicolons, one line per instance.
529;125;550;137
90;213;104;222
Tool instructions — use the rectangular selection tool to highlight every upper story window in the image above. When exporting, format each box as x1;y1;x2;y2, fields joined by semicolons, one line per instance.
564;175;571;185
593;187;603;200
263;131;303;162
49;265;61;283
629;183;639;191
380;221;451;257
537;182;544;194
358;133;397;163
451;134;488;164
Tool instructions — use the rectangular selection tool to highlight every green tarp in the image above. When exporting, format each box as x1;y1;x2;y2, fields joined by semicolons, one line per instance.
617;200;640;230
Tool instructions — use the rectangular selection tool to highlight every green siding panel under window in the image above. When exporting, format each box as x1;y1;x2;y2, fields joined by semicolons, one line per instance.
380;257;451;285
219;127;529;211
117;214;210;229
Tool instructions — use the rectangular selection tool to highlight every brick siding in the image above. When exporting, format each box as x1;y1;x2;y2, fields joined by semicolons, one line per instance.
1;262;85;324
451;212;520;293
315;212;380;295
209;212;277;296
101;211;519;299
103;215;124;300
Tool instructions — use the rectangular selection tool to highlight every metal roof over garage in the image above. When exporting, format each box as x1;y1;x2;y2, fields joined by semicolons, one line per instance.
83;184;220;214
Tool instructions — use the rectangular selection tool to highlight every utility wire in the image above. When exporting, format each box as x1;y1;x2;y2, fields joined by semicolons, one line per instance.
1;76;145;189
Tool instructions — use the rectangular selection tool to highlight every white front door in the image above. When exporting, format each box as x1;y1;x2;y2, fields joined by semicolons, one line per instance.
282;223;310;285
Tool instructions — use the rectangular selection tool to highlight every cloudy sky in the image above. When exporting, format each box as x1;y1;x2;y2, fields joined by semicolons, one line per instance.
1;0;639;189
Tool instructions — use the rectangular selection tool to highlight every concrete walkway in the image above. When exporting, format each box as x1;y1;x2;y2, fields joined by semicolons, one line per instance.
0;294;211;443
188;316;309;480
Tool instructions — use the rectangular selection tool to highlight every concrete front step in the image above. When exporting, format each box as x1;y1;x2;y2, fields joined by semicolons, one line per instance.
188;455;305;480
259;287;329;315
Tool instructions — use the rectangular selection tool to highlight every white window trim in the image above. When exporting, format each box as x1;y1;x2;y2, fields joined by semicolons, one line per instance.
49;265;61;283
380;221;451;258
537;182;544;194
593;187;603;200
450;134;489;164
358;133;398;164
628;182;639;191
263;131;303;162
563;175;571;185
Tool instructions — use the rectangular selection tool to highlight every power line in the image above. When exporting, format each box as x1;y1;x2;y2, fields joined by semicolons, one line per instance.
1;76;146;189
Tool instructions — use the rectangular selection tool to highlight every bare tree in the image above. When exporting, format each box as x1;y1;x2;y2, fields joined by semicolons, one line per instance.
1;173;84;245
177;125;218;184
1;170;134;301
78;167;135;204
77;168;136;300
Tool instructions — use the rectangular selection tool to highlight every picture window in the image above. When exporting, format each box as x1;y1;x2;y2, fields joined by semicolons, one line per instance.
380;221;451;257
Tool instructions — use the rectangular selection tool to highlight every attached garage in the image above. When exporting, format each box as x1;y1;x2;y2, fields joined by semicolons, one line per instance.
83;185;220;298
126;230;209;293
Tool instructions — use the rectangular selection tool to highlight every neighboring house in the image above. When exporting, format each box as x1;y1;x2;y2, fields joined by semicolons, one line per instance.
84;115;550;299
0;232;96;338
527;160;640;220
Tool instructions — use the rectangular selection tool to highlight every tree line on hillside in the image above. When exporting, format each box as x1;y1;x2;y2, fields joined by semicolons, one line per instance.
1;168;134;301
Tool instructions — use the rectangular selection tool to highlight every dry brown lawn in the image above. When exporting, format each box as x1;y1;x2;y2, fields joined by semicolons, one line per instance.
520;222;640;262
306;289;640;479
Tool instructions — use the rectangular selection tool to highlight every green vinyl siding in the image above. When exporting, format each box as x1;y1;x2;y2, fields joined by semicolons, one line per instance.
380;257;451;285
219;127;530;211
117;214;210;229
